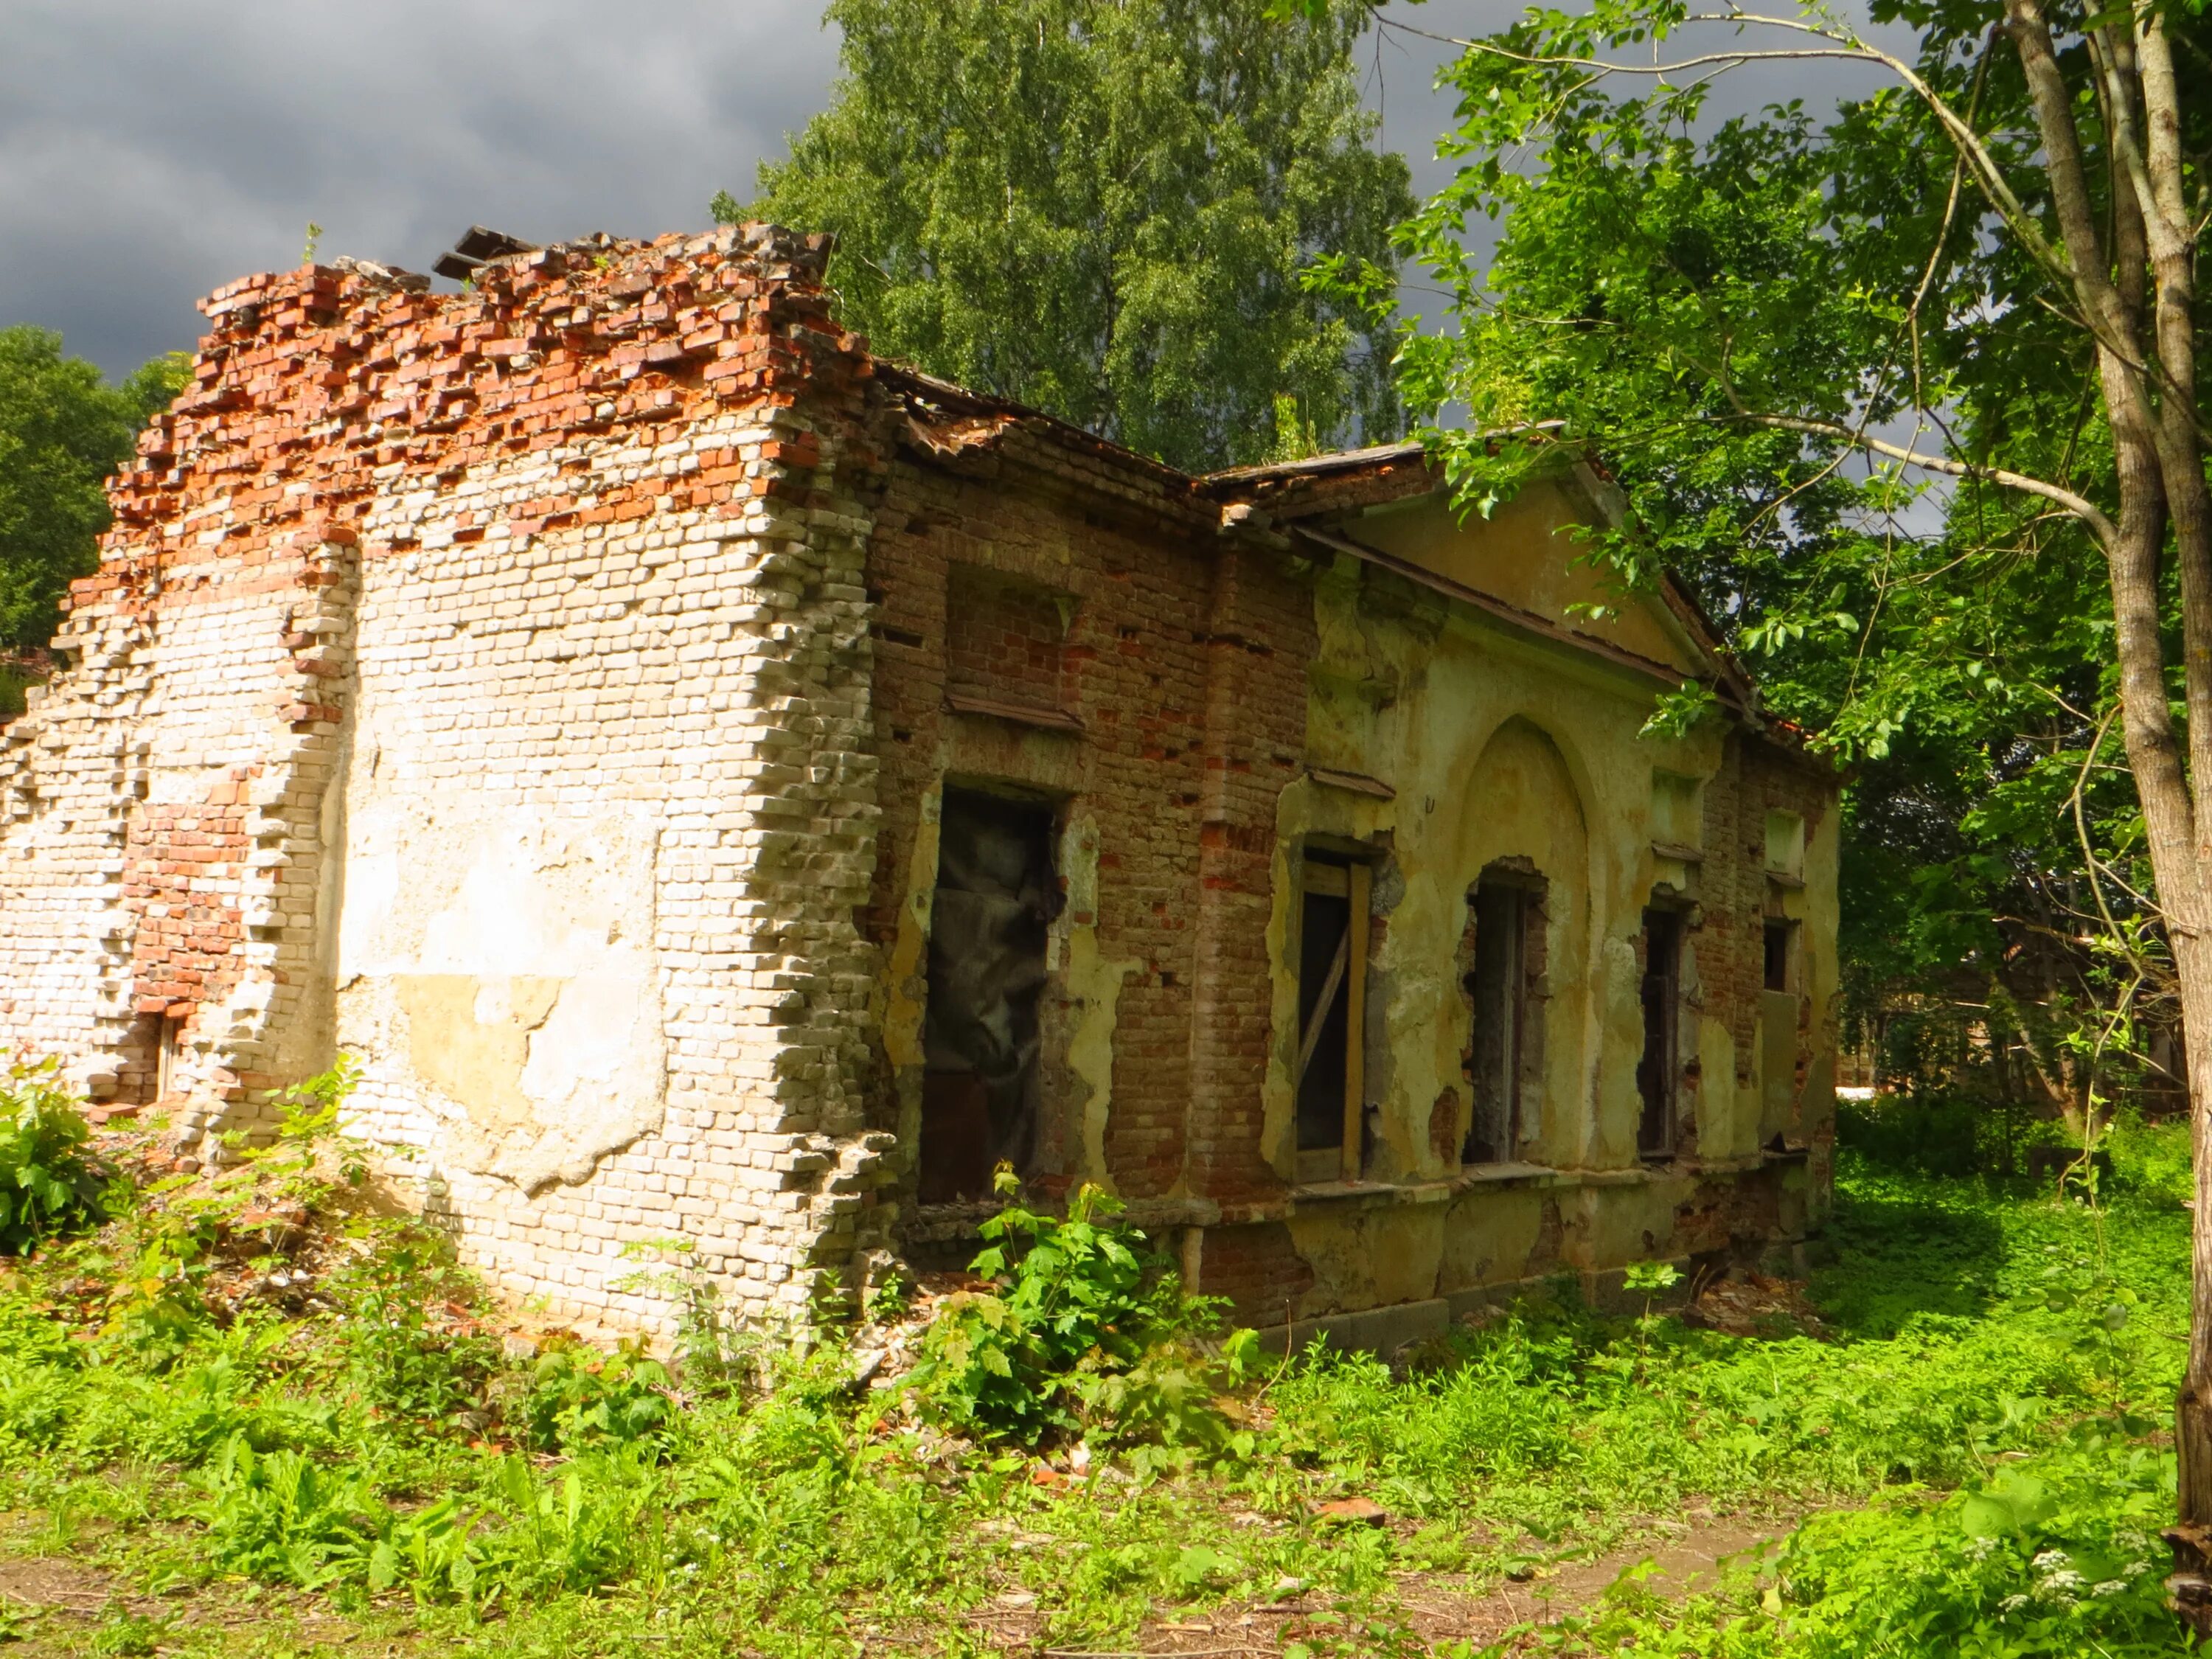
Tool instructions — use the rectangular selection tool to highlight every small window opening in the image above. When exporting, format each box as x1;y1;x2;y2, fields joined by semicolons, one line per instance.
1463;874;1543;1164
1763;919;1796;993
1295;854;1369;1183
919;788;1059;1204
1638;907;1684;1158
156;1015;181;1102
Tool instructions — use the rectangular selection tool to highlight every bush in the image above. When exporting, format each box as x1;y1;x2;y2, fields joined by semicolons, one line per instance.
908;1167;1257;1452
1836;1091;2064;1178
517;1340;675;1455
325;1222;500;1428
2103;1112;2193;1206
0;1055;104;1252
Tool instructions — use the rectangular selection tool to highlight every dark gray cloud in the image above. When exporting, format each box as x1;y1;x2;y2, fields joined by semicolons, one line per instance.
8;0;1916;383
1;0;844;379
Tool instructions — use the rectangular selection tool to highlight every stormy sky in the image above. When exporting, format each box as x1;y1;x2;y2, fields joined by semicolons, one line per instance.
3;1;1904;383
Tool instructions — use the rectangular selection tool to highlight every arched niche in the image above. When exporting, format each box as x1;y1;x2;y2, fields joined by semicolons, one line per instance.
1452;716;1591;1164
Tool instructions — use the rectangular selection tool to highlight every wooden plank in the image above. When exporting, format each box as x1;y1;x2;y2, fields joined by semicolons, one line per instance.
1303;860;1350;897
943;689;1085;732
1295;932;1350;1088
1341;861;1371;1180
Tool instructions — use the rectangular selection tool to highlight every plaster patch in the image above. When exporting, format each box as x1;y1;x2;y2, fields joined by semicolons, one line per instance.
338;805;666;1191
1437;1188;1547;1293
1054;812;1139;1186
881;785;941;1074
1065;925;1138;1186
395;972;560;1132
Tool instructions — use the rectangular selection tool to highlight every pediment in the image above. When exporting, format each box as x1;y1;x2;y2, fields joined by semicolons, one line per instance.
1333;475;1718;686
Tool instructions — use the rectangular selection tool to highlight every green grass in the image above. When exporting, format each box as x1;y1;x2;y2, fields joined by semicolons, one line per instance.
0;1127;2194;1657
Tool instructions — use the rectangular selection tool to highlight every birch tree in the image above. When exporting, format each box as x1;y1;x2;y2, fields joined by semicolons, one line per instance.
721;0;1415;473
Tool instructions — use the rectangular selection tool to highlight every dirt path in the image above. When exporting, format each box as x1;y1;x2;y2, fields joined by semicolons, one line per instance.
949;1505;1798;1656
0;1541;366;1657
2;1501;1793;1656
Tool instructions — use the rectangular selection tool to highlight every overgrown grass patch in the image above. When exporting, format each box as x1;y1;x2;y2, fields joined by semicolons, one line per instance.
0;1090;2193;1655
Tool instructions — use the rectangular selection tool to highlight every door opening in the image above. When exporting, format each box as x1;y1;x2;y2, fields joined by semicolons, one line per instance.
919;788;1057;1203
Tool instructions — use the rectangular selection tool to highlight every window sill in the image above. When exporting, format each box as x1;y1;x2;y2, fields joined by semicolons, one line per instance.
906;1192;1221;1245
1458;1159;1556;1186
1288;1161;1557;1208
944;690;1083;733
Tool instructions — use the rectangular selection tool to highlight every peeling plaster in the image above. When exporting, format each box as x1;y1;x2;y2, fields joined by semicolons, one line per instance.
1056;813;1139;1187
883;783;942;1076
336;805;667;1192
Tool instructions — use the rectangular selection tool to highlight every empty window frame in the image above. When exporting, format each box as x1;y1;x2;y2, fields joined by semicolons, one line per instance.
919;787;1060;1204
1763;918;1797;993
157;1013;180;1102
1637;905;1685;1158
1463;872;1543;1165
1295;853;1370;1183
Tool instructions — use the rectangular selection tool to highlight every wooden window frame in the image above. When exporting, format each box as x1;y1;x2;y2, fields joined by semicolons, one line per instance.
1295;854;1371;1183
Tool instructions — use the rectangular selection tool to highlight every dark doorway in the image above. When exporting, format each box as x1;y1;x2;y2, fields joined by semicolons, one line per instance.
919;788;1058;1203
1637;906;1683;1158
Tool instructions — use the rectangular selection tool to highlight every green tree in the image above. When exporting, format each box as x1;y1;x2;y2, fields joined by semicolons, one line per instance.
720;0;1415;473
0;328;188;655
1307;0;2212;1613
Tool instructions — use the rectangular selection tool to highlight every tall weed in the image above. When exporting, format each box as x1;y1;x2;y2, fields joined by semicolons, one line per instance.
909;1166;1258;1450
0;1055;104;1251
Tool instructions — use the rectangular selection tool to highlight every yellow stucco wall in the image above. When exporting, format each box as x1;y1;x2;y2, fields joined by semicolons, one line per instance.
1243;481;1838;1325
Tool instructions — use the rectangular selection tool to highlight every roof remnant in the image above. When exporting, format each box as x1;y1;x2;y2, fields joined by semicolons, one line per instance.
431;225;543;282
330;256;431;293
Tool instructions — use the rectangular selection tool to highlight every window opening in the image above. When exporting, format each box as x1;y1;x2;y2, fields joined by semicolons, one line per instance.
1464;875;1538;1164
157;1015;179;1102
919;788;1059;1204
945;564;1073;716
1760;917;1804;1139
1295;854;1369;1183
1637;906;1683;1158
1763;919;1796;993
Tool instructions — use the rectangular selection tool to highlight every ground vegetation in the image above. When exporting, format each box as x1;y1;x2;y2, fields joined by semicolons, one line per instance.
0;1063;2193;1656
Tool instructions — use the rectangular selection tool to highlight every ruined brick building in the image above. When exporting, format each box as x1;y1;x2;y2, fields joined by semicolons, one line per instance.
0;226;1837;1343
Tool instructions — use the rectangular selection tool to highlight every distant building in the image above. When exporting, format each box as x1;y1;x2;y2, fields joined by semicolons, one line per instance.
0;226;1836;1345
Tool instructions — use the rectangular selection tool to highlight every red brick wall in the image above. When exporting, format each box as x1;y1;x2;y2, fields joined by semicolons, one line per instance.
862;429;1315;1215
943;565;1071;712
124;788;249;1032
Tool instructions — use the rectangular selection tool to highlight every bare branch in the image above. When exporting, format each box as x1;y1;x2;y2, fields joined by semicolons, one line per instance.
1730;412;2120;546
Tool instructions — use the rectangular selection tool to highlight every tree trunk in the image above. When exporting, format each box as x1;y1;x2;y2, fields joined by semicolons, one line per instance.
2169;933;2212;1629
2002;1;2212;1630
